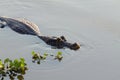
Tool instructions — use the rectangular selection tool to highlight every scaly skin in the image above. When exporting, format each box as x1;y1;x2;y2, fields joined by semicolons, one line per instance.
0;16;80;50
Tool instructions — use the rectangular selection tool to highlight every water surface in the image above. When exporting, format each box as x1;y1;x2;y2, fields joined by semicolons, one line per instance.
0;0;120;80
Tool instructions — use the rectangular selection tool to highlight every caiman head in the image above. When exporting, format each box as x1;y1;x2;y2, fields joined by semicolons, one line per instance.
45;36;80;50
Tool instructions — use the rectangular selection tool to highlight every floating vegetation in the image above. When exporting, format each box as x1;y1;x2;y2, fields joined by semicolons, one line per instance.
54;51;63;62
31;51;63;64
0;58;28;80
0;51;64;80
32;51;48;64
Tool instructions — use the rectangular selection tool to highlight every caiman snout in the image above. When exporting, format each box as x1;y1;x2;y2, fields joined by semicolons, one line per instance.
70;43;80;50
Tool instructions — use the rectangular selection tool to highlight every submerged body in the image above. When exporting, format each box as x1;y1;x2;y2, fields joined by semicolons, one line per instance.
0;16;80;50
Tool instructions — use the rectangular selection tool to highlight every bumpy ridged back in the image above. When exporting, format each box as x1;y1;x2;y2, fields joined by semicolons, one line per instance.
0;16;41;35
16;18;41;35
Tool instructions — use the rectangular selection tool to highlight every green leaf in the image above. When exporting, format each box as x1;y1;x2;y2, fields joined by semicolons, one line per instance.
31;51;36;56
57;51;62;55
42;53;48;59
43;53;48;56
17;75;24;80
54;51;63;62
9;61;13;68
0;64;4;69
14;59;20;68
20;63;24;68
4;58;10;63
20;58;25;64
0;60;3;65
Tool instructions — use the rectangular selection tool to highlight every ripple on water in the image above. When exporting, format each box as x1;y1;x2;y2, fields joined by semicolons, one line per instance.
0;24;94;71
27;29;94;71
24;40;77;70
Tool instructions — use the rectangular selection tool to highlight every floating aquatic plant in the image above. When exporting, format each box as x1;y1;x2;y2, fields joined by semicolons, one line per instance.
0;58;28;80
31;51;48;64
0;51;64;80
54;51;63;62
31;51;63;64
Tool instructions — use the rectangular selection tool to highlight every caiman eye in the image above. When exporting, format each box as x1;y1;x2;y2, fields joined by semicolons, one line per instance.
56;38;62;42
60;36;67;41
